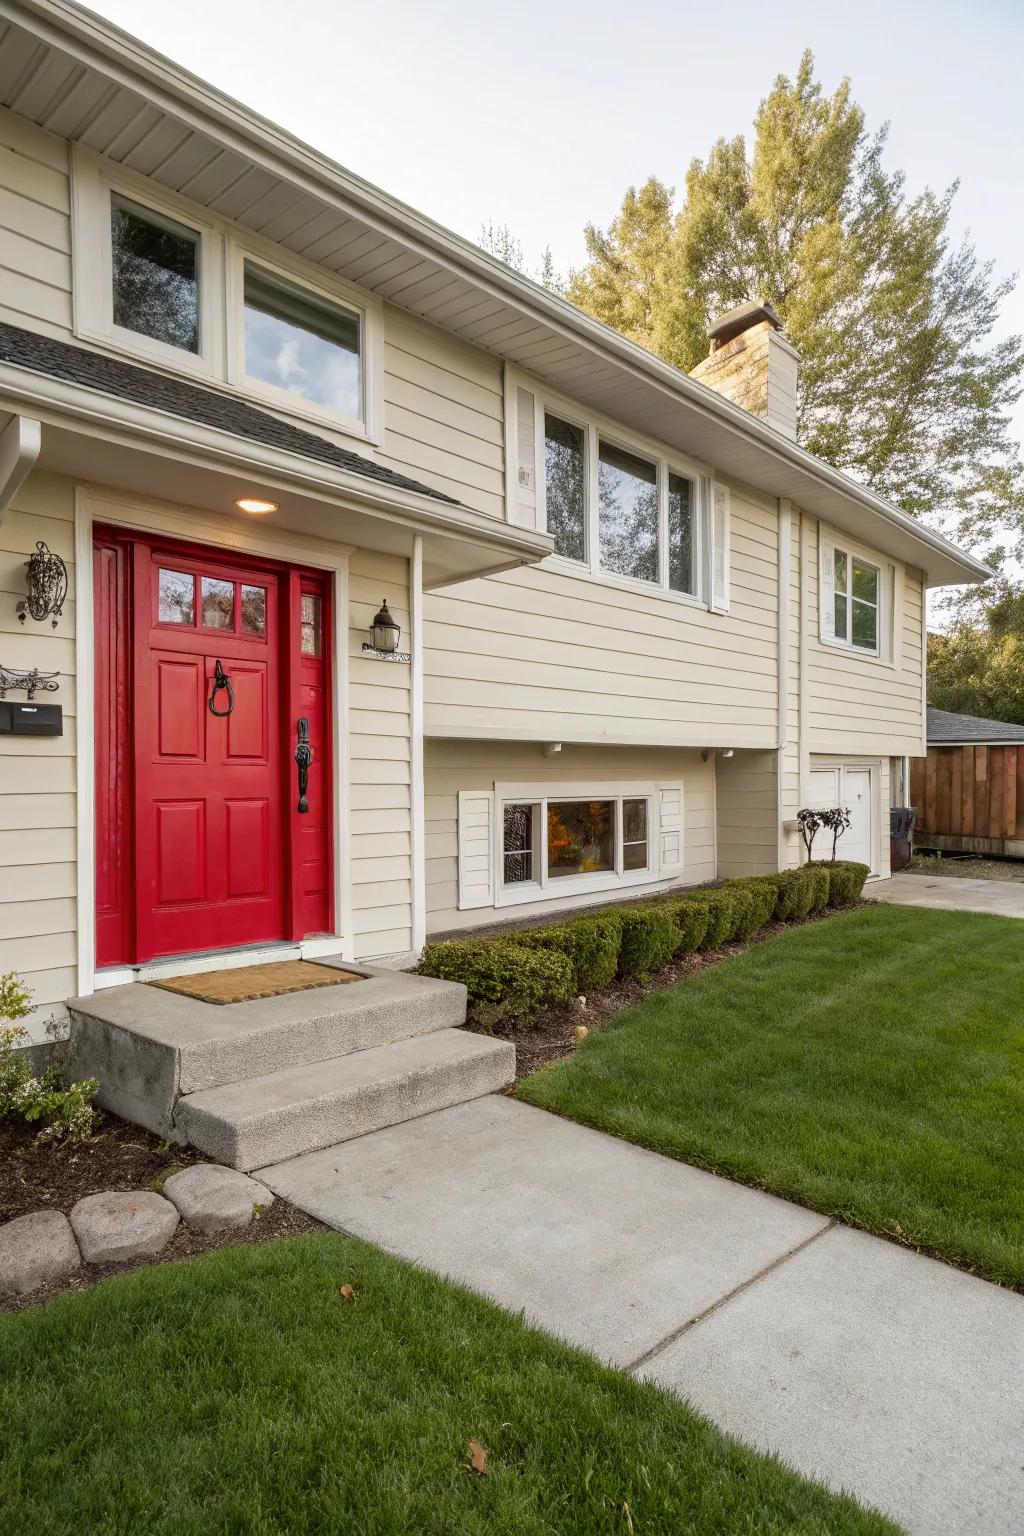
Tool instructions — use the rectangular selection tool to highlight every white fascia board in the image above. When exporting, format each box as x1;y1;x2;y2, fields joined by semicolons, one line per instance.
10;0;991;587
0;362;553;564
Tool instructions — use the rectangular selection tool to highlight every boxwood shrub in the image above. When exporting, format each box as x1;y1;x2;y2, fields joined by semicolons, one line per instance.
818;860;871;907
731;881;778;938
662;898;711;955
419;938;574;1023
683;888;738;948
512;911;623;993
613;905;680;981
806;864;831;911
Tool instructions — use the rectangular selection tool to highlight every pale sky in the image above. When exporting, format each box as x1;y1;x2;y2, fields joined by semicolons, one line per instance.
86;0;1024;451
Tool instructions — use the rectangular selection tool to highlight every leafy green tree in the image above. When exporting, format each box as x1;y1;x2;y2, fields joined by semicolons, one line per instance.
568;51;1024;567
928;578;1024;724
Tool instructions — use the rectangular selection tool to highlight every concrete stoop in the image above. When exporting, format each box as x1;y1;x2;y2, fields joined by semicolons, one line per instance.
68;960;513;1169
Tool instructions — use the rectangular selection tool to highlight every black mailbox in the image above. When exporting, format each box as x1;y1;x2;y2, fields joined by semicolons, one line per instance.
0;702;63;736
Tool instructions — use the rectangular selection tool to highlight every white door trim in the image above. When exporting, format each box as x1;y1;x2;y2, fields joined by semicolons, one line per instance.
808;756;882;876
74;484;353;995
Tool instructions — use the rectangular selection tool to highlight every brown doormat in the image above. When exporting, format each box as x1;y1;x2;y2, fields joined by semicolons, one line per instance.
150;960;363;1005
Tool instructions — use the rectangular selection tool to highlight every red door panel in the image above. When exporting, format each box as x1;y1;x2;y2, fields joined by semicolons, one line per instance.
95;529;334;965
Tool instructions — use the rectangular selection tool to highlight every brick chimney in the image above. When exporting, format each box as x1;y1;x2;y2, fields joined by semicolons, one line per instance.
690;300;799;440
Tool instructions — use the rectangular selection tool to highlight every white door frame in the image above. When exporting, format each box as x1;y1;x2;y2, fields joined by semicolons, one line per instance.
74;484;354;995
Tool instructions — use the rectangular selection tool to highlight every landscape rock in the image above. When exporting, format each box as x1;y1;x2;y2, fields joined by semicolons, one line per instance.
162;1164;272;1232
70;1190;179;1265
0;1210;81;1296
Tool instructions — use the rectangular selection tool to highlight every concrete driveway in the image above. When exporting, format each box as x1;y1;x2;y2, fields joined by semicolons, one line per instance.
870;871;1024;917
258;1095;1024;1536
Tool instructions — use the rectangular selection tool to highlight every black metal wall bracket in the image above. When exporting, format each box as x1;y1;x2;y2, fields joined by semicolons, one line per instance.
0;664;60;700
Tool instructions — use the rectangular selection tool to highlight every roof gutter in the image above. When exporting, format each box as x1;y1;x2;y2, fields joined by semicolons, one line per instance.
8;1;993;585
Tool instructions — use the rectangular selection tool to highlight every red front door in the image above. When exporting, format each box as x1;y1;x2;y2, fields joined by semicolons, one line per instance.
94;530;333;966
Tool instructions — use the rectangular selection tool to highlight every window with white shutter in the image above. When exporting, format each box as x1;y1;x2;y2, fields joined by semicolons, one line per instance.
819;533;836;642
457;790;495;909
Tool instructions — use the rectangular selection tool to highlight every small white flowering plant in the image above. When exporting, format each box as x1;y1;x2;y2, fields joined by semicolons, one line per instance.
0;972;98;1143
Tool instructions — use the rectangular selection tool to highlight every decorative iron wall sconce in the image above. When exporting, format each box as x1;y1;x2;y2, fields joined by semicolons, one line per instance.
16;541;68;628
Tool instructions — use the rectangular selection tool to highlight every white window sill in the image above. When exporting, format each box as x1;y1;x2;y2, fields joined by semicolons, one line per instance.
538;554;706;610
496;866;659;908
817;636;893;668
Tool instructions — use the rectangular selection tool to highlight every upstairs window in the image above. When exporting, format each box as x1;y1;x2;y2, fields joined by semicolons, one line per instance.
243;262;362;420
111;196;199;354
543;414;586;561
833;548;880;652
667;473;695;595
598;443;659;583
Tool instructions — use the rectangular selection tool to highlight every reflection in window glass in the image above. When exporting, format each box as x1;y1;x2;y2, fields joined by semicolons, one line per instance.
112;197;199;353
668;474;694;594
622;799;649;871
544;414;586;561
240;584;267;636
300;592;322;656
547;800;615;879
244;262;360;417
201;576;234;630
833;546;879;651
503;804;536;884
158;569;194;624
598;443;659;583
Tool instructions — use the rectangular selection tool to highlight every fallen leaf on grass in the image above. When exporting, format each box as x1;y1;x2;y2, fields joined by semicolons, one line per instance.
338;1284;357;1302
467;1439;488;1474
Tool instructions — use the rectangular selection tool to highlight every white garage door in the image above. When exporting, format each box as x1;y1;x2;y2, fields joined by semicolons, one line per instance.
809;765;875;873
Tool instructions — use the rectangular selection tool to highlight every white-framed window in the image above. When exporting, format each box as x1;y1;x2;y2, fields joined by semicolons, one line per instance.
457;782;684;910
71;147;382;442
819;533;883;655
510;371;725;609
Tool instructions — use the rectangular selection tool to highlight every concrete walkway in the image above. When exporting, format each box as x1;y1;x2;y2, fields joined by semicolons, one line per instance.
258;1095;1024;1536
871;871;1024;917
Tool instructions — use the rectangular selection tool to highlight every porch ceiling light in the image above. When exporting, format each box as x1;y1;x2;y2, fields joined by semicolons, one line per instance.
371;600;400;653
235;496;278;514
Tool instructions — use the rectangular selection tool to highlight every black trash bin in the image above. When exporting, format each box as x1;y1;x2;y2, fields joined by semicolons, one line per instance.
890;806;917;872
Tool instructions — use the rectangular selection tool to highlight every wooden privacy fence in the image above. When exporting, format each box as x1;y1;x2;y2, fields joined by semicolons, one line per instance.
911;745;1024;855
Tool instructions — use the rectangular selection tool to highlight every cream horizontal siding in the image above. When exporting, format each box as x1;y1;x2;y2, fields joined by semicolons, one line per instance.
0;106;73;339
804;518;925;760
0;471;77;1007
348;548;414;958
379;309;505;518
715;750;780;877
424;487;779;746
424;740;715;934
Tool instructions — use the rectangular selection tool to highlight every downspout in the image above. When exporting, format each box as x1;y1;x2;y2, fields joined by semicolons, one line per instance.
797;512;811;848
0;415;41;523
776;499;791;868
410;533;426;954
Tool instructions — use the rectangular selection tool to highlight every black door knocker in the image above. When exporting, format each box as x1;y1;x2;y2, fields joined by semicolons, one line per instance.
295;716;313;813
208;659;235;717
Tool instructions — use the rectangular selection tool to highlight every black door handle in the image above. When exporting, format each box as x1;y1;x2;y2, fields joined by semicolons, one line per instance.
208;659;234;716
295;716;313;813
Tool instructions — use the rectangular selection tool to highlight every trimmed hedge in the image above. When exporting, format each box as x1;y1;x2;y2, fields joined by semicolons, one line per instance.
683;888;738;948
818;860;870;907
613;905;680;981
419;939;574;1022
730;881;778;939
663;898;712;956
512;912;623;993
806;864;831;911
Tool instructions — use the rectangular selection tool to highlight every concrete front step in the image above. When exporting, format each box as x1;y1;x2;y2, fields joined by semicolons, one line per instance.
68;962;467;1138
177;1028;516;1171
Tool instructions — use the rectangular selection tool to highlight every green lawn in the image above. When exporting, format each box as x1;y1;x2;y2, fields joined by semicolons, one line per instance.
0;1235;893;1535
518;904;1024;1289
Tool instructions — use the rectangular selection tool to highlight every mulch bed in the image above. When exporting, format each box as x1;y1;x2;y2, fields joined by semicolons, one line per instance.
1;1111;324;1315
496;904;852;1080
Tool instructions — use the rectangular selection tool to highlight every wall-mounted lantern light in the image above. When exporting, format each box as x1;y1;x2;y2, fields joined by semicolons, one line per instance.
371;600;401;654
16;541;68;629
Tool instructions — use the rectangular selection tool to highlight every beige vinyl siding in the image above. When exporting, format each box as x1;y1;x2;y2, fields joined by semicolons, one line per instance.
424;485;779;746
348;549;414;958
424;740;715;933
0;107;73;339
715;750;780;877
0;471;77;1008
378;309;505;518
804;518;925;760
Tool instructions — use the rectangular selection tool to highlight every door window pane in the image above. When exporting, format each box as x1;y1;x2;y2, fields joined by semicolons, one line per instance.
201;576;234;630
244;262;361;418
668;474;694;594
240;584;267;636
544;414;586;562
547;800;614;879
598;443;659;583
158;569;194;624
622;798;649;870
503;804;537;885
112;197;199;353
300;592;322;656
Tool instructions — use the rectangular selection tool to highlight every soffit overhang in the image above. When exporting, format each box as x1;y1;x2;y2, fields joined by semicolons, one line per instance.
0;0;990;588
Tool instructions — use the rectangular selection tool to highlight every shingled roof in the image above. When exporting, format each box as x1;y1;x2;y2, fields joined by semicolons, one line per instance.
927;707;1024;745
0;322;458;506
